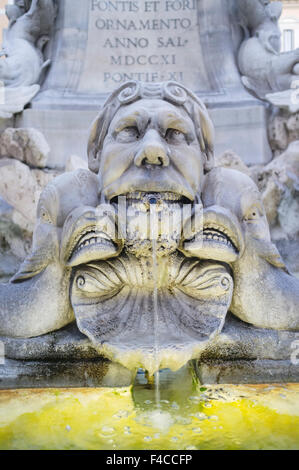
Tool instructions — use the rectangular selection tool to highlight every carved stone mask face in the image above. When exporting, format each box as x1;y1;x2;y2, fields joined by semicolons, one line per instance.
99;99;204;203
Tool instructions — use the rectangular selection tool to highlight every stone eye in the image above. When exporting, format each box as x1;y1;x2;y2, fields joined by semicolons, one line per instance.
165;128;186;143
40;208;53;225
116;126;140;142
243;206;262;222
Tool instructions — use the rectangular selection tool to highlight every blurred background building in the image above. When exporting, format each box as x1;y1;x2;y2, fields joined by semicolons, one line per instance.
280;0;299;50
0;0;10;35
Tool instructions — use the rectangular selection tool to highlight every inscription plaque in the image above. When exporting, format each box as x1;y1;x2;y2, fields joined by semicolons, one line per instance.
78;0;212;93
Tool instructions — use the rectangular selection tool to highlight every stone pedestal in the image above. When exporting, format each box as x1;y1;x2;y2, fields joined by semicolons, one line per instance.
15;0;272;168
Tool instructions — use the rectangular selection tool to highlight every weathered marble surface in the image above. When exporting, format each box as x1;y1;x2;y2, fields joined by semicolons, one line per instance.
196;360;299;385
0;358;134;389
214;148;299;275
0;0;298;388
0;158;58;232
0;128;50;168
0;196;32;281
37;0;247;101
268;100;299;155
0;86;40;119
1;315;299;387
1;315;298;363
0;81;298;379
6;0;299;166
0;126;63;280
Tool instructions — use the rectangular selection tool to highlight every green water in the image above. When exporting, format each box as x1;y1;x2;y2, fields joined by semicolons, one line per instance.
0;368;299;450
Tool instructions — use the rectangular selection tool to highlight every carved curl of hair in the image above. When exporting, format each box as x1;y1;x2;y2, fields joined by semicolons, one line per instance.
88;81;215;174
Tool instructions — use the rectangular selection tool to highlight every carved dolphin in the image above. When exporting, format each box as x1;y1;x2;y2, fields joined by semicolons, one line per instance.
0;0;57;88
198;167;299;331
0;170;102;338
238;20;299;98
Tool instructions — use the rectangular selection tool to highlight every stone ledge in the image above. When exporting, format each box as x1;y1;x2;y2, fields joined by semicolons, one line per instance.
0;358;298;389
0;315;298;387
200;314;299;361
1;315;298;363
0;359;134;390
196;359;299;385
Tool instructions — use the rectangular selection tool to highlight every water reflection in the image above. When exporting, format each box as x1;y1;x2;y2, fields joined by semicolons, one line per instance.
0;367;299;450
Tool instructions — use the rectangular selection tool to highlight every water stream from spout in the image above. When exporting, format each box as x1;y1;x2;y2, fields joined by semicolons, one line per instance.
150;202;160;408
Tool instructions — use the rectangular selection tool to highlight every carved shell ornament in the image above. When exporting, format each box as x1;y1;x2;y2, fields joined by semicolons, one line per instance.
71;254;233;374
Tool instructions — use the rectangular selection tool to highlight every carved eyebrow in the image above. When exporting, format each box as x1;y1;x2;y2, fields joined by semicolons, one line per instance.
158;111;194;137
113;110;149;133
241;191;263;213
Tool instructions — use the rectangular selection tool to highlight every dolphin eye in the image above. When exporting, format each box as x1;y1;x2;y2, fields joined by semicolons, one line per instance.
243;205;263;222
39;208;53;225
116;126;140;143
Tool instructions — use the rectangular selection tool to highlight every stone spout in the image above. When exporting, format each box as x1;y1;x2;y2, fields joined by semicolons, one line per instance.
71;253;234;375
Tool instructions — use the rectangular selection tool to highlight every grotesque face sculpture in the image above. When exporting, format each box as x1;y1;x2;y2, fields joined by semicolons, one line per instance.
87;81;214;259
88;81;214;193
99;99;204;203
1;81;298;375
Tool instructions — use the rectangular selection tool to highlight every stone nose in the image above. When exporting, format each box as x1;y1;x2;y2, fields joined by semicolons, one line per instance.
134;129;170;168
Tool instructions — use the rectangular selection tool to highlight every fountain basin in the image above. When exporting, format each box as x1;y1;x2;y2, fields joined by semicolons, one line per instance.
1;381;299;450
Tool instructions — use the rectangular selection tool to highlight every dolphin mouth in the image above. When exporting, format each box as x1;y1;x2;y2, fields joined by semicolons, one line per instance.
184;226;238;263
61;206;121;268
182;206;244;263
202;226;238;253
67;229;118;267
